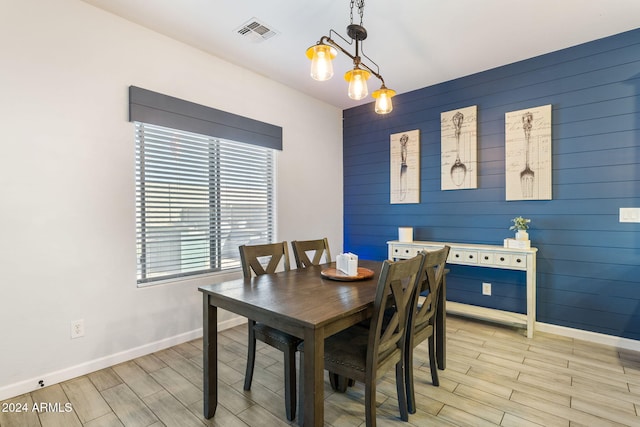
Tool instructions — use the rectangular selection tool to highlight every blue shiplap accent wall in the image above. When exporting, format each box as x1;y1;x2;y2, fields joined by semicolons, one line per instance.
342;28;640;340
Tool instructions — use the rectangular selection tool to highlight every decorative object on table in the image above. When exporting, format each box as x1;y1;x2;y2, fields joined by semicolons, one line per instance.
320;266;375;281
504;216;532;248
390;130;420;204
305;0;396;114
441;105;478;190
336;252;358;276
398;227;413;242
504;238;531;249
505;104;552;200
510;216;531;239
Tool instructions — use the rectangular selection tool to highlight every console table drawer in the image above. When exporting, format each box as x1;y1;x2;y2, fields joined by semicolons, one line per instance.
481;252;525;269
391;245;421;258
479;252;494;265
495;254;511;266
449;249;478;264
511;254;527;268
390;244;446;259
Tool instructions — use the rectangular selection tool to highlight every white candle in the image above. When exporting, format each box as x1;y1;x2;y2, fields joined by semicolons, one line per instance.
398;227;413;242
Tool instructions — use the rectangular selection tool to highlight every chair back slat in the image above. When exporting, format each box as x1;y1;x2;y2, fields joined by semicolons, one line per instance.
412;246;450;335
291;238;331;268
239;242;290;278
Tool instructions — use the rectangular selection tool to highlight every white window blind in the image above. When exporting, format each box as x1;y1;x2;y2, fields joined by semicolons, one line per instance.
135;122;275;285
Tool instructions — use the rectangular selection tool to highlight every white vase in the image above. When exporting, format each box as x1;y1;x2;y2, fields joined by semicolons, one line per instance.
516;230;529;241
398;227;413;242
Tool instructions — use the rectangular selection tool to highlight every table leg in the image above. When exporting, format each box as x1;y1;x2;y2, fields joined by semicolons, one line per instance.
203;295;218;418
436;272;447;370
526;255;536;338
302;327;324;427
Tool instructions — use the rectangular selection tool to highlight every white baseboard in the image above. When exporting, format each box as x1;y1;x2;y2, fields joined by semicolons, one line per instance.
535;322;640;352
446;303;640;352
0;315;246;402
217;316;247;331
5;316;635;402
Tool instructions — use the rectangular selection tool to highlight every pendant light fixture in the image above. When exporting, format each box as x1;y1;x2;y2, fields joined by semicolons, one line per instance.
305;0;396;114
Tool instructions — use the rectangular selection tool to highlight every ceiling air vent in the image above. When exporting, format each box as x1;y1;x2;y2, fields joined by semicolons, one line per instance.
235;18;278;42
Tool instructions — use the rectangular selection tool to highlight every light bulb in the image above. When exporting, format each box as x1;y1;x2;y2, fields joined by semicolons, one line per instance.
306;45;335;81
372;86;396;114
344;68;371;100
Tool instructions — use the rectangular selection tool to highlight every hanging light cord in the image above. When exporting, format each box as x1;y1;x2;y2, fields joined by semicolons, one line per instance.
350;0;365;26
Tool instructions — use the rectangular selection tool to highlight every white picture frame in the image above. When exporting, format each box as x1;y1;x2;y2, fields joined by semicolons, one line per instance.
390;130;420;204
441;105;478;190
505;104;552;201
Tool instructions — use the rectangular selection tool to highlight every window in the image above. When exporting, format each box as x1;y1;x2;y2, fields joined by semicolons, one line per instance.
129;86;282;285
135;122;275;284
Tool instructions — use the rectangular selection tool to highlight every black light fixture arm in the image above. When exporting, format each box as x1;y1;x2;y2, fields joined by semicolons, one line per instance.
317;29;386;86
306;0;395;113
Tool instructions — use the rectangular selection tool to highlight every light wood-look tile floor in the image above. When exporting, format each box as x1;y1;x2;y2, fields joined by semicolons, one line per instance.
2;315;640;426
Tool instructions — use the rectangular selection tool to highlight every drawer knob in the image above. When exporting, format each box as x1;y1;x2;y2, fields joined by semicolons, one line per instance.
468;254;474;259
484;256;489;260
455;254;460;258
516;258;522;263
500;257;505;261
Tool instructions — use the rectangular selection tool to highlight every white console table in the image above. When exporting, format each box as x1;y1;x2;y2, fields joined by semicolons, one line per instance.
388;240;537;338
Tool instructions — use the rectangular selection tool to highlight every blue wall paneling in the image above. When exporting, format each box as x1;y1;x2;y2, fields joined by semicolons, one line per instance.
342;28;640;340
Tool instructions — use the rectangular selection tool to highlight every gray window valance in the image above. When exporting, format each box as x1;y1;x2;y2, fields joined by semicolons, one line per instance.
128;86;282;150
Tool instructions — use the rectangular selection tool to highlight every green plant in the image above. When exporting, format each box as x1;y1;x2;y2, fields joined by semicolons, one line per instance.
509;216;531;231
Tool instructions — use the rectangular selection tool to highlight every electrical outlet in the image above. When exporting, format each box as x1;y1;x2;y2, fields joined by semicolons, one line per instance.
482;282;492;296
71;319;85;339
620;208;640;223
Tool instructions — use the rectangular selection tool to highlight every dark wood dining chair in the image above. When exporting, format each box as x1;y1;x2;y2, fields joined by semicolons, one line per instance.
238;242;301;421
291;237;331;268
298;252;426;427
405;246;450;414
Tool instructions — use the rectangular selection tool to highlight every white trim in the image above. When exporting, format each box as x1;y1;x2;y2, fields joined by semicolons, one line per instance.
7;316;635;402
217;316;247;331
536;322;640;352
0;315;246;401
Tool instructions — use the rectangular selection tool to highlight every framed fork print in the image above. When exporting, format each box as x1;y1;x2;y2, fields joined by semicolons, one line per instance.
505;104;552;201
390;129;420;204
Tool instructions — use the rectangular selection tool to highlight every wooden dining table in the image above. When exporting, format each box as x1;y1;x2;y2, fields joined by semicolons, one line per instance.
198;259;447;426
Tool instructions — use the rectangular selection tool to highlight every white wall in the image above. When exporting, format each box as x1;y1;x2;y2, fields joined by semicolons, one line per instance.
0;0;343;400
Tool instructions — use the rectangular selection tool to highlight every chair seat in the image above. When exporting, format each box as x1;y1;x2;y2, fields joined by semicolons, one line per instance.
324;326;369;374
299;323;398;377
253;322;301;352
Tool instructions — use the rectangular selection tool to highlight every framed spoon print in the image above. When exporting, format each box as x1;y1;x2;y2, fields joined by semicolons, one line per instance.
505;104;552;201
441;105;477;190
390;130;420;204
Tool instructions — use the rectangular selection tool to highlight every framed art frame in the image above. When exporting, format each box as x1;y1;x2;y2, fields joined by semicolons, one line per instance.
441;105;477;190
505;104;552;200
390;129;420;204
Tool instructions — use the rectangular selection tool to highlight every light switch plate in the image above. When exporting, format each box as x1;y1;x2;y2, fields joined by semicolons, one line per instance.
619;208;640;223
